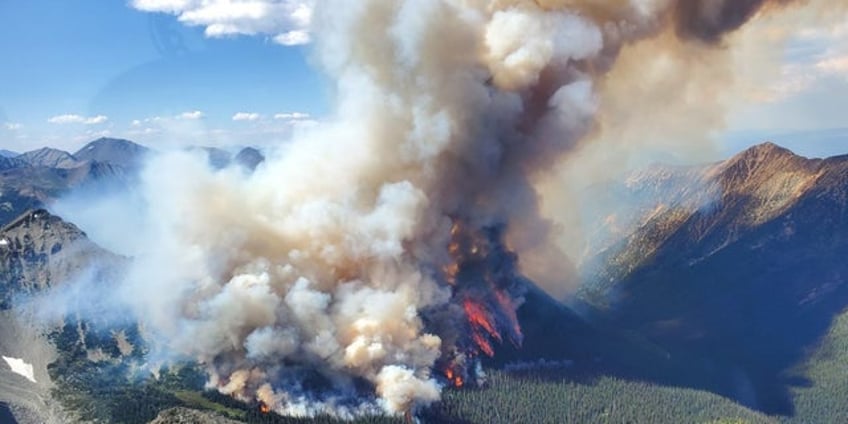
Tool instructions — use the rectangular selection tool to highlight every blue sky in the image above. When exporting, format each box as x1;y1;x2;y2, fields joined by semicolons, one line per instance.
0;1;847;157
0;0;324;151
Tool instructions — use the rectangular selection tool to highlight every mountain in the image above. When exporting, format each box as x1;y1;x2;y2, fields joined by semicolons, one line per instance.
234;147;265;171
3;140;848;422
0;150;19;158
0;164;115;228
73;138;150;169
188;146;266;171
17;148;80;169
0;210;127;424
0;209;125;309
0;155;27;171
0;139;148;228
188;146;232;169
580;142;848;416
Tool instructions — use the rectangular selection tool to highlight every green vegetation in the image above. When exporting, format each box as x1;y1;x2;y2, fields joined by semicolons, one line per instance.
174;391;247;420
426;370;774;424
44;308;848;424
781;309;848;423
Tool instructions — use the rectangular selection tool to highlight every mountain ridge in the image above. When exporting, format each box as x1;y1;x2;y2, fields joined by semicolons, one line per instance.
17;148;80;169
580;141;848;415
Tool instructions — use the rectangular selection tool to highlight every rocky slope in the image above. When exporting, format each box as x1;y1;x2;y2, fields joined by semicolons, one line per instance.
0;139;146;227
73;137;150;169
0;209;125;309
17;148;81;169
0;209;127;424
581;142;848;415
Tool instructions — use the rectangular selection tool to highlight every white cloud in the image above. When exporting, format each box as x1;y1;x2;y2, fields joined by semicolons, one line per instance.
747;19;848;105
131;0;313;46
3;122;22;130
47;114;109;125
817;54;848;75
273;112;310;120
177;110;205;120
134;111;200;124
273;112;316;127
274;30;310;46
233;112;262;121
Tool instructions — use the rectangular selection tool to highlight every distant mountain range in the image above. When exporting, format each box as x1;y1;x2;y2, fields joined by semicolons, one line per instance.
0;138;265;228
0;141;846;423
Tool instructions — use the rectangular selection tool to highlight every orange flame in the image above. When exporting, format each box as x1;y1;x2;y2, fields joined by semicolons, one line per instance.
444;366;464;387
463;298;503;357
463;299;501;341
441;218;523;364
442;262;459;285
260;403;270;414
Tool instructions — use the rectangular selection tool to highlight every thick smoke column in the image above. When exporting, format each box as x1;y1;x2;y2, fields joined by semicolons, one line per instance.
104;0;803;417
674;0;797;43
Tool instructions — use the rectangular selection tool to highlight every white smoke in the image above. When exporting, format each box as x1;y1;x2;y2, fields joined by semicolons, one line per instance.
47;0;821;417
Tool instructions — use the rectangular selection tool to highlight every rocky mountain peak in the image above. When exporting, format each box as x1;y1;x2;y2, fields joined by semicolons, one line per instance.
73;138;150;169
18;147;80;169
718;142;813;182
234;147;265;171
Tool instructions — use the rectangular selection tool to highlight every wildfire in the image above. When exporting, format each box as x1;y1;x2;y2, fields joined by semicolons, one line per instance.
463;298;502;356
444;365;464;388
443;220;523;356
436;218;526;387
442;262;459;285
259;402;271;414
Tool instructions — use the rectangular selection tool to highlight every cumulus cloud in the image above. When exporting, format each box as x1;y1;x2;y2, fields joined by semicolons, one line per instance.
273;112;317;127
749;14;848;103
134;111;204;124
3;122;22;130
177;110;205;120
273;112;310;120
233;112;262;121
131;0;314;46
47;114;109;125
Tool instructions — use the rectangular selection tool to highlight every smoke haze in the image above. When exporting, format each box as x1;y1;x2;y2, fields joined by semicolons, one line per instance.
36;0;846;417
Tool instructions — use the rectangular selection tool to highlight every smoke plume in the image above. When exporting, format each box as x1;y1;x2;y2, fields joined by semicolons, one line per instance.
674;0;797;43
51;0;818;417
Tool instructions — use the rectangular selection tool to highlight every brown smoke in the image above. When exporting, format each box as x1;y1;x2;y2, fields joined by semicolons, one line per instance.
65;0;841;418
674;0;798;43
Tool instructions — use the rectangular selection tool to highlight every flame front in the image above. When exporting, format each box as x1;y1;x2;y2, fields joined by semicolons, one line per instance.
436;219;526;384
463;298;500;357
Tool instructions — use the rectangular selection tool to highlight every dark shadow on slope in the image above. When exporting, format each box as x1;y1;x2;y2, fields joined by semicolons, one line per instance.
482;147;848;418
486;282;753;401
596;165;848;416
0;402;18;424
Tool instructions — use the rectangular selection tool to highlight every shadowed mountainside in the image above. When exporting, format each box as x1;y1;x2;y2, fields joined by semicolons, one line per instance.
581;142;848;416
0;141;846;422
